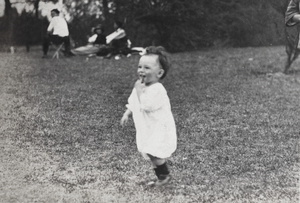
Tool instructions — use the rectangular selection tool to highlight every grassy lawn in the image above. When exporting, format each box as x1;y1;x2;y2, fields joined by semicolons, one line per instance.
0;46;299;203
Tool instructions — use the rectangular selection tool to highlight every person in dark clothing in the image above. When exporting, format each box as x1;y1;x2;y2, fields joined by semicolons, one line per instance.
71;24;107;56
284;0;300;72
103;21;132;60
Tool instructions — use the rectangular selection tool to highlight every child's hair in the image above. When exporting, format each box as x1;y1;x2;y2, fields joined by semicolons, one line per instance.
145;46;170;79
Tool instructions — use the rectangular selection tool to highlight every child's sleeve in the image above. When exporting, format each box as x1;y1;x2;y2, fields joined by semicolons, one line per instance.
125;88;136;112
139;85;167;112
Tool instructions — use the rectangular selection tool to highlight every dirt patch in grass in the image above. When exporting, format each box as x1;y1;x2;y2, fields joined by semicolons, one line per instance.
0;46;299;202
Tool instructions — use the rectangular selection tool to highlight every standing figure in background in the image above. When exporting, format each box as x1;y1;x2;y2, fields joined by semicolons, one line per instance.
285;0;300;29
71;24;107;56
42;9;72;58
284;0;300;73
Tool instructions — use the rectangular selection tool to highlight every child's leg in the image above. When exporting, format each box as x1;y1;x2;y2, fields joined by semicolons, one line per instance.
149;155;166;166
147;154;171;184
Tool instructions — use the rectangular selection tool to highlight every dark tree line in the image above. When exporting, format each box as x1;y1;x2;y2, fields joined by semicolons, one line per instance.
0;0;291;53
114;0;287;51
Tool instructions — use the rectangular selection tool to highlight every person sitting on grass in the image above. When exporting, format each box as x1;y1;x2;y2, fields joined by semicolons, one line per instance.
102;20;132;60
71;24;107;57
42;9;72;58
120;46;177;187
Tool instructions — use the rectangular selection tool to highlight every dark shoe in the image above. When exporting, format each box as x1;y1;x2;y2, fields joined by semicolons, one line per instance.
42;55;48;58
147;175;171;187
155;175;171;186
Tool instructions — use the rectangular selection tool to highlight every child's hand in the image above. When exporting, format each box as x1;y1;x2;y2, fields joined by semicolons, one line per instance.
134;79;145;100
134;79;143;89
120;109;132;127
120;114;129;127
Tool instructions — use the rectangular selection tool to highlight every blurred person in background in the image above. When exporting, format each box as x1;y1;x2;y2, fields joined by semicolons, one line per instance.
103;20;132;60
42;9;72;58
71;24;107;57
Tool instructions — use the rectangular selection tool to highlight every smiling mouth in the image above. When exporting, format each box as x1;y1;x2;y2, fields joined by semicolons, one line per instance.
140;75;145;83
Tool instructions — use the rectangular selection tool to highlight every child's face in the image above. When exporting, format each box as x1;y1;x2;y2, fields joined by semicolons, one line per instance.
137;55;164;86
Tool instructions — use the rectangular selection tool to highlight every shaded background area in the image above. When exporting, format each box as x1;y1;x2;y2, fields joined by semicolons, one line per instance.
0;0;290;52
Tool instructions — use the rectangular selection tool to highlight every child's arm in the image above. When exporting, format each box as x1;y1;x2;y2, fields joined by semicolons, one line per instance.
120;109;132;127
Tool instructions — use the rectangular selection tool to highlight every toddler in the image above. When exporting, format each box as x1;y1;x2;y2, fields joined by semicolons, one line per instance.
121;46;177;186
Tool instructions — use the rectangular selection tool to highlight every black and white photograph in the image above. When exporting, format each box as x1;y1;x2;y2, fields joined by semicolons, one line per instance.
0;0;299;202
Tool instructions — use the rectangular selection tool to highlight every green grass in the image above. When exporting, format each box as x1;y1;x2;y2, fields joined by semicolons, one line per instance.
0;46;299;203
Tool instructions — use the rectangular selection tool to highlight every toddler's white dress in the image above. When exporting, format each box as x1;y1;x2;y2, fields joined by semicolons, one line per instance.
126;83;177;159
